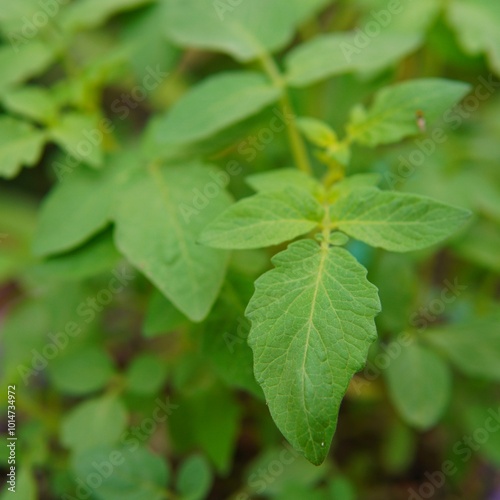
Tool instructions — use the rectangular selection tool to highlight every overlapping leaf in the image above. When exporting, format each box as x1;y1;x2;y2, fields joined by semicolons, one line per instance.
330;188;471;251
114;162;232;321
200;188;323;249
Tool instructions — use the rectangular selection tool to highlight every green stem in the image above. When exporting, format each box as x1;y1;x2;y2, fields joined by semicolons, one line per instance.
258;52;313;175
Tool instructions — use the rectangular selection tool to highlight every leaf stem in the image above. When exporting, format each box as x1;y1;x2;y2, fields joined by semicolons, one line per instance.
258;52;313;175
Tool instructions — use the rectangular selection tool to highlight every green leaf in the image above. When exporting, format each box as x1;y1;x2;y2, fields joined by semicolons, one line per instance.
125;354;168;394
72;445;169;500
384;340;452;430
200;188;324;249
163;0;330;62
143;290;188;338
0;116;45;178
285;33;421;87
329;173;381;199
28;230;121;282
169;385;240;473
114;162;231;321
423;313;500;381
2;86;59;125
60;0;153;31
247;240;380;464
0;41;55;91
156;71;281;145
297;117;338;147
247;168;322;195
61;395;128;454
447;0;500;76
346;79;471;146
48;345;115;395
48;113;104;168
330;188;471;252
34;170;113;256
176;455;212;500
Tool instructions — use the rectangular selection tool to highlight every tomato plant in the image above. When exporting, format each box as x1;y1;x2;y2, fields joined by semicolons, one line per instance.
1;0;499;499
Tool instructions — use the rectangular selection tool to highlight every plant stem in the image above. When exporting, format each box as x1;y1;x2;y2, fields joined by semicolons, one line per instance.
258;52;313;175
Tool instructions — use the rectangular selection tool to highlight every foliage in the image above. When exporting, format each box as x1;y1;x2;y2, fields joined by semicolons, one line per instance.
0;0;499;499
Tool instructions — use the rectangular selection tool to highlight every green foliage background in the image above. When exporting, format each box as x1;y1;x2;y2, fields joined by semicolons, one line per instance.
0;0;499;499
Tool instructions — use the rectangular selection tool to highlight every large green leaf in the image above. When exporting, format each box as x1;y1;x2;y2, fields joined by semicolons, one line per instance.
384;340;452;429
113;162;231;321
163;0;331;62
72;445;169;500
0;116;45;178
156;72;280;145
330;188;471;252
447;0;500;76
200;188;324;249
285;33;421;87
247;240;380;464
423;313;500;381
346;79;471;146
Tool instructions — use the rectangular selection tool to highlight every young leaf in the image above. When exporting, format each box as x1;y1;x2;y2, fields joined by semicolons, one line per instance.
125;354;168;394
423;312;500;381
163;0;329;62
0;116;45;179
156;71;281;145
246;168;322;195
330;188;471;252
200;188;324;249
247;240;381;464
285;33;421;87
346;79;471;146
297;117;338;147
385;341;452;430
114;162;231;321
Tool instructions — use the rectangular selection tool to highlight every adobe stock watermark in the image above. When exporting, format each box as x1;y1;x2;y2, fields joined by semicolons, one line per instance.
408;405;500;499
53;65;169;181
341;0;405;62
63;397;178;500
213;0;244;21
223;317;250;354
17;266;134;384
352;277;466;394
178;106;294;224
7;0;69;53
385;74;500;189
